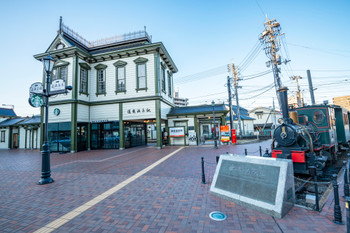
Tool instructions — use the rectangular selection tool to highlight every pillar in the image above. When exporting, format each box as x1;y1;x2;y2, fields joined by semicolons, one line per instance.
119;103;125;150
194;115;199;145
70;53;79;153
156;100;162;149
25;129;28;149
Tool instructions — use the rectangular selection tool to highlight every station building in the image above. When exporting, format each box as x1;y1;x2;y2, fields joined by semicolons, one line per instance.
33;19;177;152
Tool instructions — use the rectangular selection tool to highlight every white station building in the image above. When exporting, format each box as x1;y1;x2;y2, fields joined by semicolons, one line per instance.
33;18;178;152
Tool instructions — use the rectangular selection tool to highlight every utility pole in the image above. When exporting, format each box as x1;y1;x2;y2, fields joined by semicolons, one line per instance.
290;75;303;107
227;76;234;132
232;63;243;138
307;70;316;105
260;18;287;109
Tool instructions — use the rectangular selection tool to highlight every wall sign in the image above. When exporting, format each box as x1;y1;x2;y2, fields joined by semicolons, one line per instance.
169;127;185;137
53;108;60;116
127;108;151;114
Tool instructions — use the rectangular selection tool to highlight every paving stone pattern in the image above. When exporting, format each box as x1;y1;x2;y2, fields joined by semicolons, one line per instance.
0;140;347;232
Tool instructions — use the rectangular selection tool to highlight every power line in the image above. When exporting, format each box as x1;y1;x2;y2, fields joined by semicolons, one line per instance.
287;43;350;58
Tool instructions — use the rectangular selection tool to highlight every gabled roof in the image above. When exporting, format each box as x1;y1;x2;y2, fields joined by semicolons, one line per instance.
226;115;255;121
168;104;228;116
0;108;16;117
0;118;25;127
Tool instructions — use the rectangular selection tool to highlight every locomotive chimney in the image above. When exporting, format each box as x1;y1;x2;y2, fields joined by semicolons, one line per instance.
278;87;290;123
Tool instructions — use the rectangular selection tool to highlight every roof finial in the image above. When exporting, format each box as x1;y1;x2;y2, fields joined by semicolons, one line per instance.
59;16;63;34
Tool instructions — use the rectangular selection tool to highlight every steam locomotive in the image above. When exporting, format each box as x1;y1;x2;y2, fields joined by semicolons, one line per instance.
270;87;350;175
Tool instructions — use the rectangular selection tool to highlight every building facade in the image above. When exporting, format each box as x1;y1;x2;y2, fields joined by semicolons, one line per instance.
249;106;281;136
174;91;189;107
333;95;350;111
34;19;177;152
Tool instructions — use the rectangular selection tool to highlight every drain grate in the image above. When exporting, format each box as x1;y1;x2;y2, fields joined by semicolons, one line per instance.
209;211;227;221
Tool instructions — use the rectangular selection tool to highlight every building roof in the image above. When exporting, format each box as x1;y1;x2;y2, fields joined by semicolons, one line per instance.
34;18;178;73
0;118;25;127
18;116;41;125
0;108;16;117
168;104;228;116
226;115;255;121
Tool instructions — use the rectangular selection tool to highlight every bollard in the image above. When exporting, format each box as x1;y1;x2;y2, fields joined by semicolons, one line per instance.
201;157;206;184
346;197;350;233
344;161;350;197
259;146;262;157
332;174;343;224
216;156;220;164
309;166;320;211
245;149;248;156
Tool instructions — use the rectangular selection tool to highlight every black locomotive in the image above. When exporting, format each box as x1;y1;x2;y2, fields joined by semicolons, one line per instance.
270;87;350;175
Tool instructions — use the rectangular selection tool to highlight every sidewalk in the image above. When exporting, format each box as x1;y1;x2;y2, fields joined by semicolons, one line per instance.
0;143;347;232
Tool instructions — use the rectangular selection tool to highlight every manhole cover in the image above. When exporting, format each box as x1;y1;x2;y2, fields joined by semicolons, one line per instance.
209;211;227;221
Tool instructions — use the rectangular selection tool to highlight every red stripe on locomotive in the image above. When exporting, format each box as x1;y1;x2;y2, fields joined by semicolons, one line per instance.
272;150;306;163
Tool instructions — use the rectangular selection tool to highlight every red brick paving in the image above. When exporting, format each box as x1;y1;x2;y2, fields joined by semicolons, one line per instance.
0;140;347;232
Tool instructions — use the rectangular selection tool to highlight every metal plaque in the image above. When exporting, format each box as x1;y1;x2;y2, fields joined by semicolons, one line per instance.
215;160;280;205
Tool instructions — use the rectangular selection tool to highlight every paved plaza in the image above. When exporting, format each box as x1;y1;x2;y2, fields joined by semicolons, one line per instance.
0;140;347;233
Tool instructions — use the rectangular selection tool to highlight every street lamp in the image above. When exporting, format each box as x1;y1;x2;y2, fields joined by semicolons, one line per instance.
38;54;55;185
212;101;218;149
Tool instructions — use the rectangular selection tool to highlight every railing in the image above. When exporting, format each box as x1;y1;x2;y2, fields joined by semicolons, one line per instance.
61;23;151;48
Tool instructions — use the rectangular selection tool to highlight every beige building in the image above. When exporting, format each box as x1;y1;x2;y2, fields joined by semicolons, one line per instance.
333;95;350;111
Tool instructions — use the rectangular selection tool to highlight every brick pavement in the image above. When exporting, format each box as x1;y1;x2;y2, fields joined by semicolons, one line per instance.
0;140;347;232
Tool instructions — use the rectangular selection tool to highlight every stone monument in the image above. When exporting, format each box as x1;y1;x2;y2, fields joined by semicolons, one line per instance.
210;154;295;218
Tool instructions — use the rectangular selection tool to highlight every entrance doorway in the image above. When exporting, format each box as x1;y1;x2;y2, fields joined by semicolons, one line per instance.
12;133;19;148
91;122;119;149
124;122;146;148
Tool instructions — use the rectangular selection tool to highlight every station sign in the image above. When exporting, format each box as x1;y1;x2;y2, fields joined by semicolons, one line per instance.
169;127;185;137
29;82;44;94
50;79;67;94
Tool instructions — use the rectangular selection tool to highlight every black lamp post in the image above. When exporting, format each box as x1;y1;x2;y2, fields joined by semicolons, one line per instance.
38;54;55;185
212;101;218;149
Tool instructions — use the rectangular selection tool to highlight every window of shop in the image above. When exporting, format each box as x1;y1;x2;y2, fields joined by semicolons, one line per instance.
0;130;5;142
77;123;88;152
48;122;71;152
91;122;119;149
124;123;146;148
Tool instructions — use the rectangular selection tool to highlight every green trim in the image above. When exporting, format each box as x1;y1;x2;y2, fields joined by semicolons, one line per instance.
134;57;148;64
79;62;91;70
194;115;199;145
113;60;127;67
154;53;160;95
49;96;176;108
119;103;125;149
94;64;108;70
70;55;79;152
156;100;162;149
36;129;38;149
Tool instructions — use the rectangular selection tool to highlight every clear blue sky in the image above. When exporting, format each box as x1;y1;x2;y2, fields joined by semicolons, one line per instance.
1;0;349;116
